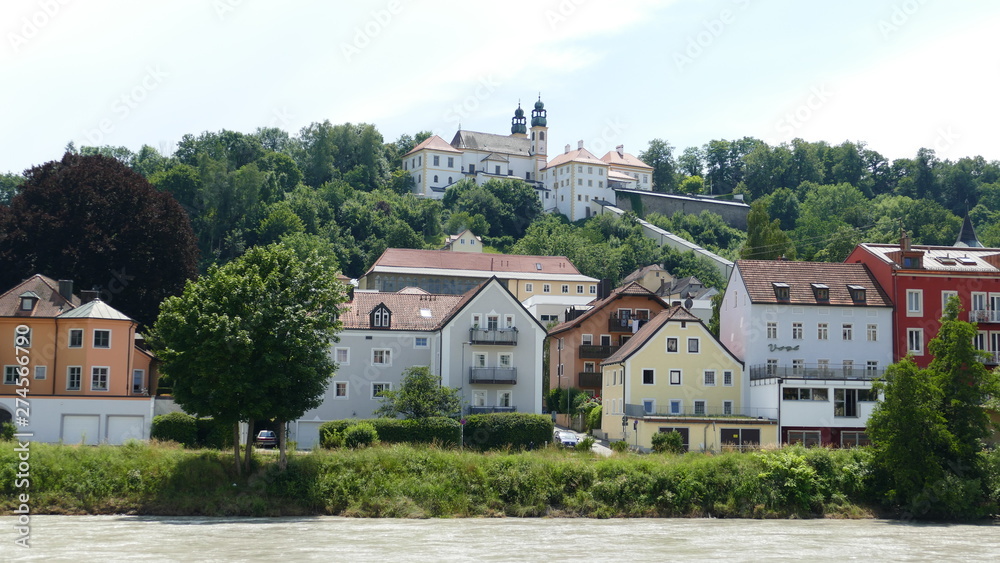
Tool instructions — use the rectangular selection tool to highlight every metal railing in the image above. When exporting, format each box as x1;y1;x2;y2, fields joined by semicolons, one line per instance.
578;371;602;388
749;364;884;381
608;314;649;332
970;310;1000;323
469;327;518;345
626;403;777;419
469;367;517;384
579;344;620;359
468;405;517;414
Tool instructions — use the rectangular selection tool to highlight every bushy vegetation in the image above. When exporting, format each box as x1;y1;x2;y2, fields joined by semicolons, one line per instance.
5;441;976;518
610;440;629;453
652;431;685;454
150;412;232;449
343;423;379;449
462;413;553;451
319;418;460;448
0;422;15;441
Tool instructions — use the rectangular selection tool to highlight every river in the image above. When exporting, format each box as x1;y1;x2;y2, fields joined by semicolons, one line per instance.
2;516;998;562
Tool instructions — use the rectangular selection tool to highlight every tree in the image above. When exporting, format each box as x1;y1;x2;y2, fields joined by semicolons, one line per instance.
741;200;794;260
639;138;677;192
868;297;1000;518
0;172;24;205
152;243;346;472
374;366;461;419
0;153;198;327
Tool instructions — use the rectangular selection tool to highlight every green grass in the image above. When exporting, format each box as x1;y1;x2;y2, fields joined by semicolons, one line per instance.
1;440;996;518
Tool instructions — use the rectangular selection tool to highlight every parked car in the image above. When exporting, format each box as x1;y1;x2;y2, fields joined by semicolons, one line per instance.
555;430;578;448
255;430;278;448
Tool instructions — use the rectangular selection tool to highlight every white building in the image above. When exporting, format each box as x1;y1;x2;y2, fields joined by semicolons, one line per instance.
719;260;894;447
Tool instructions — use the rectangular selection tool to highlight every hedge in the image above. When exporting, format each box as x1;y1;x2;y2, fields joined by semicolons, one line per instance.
151;412;232;448
462;412;553;450
319;417;461;448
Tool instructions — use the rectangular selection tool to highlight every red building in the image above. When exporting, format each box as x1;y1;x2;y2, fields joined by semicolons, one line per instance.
847;230;1000;368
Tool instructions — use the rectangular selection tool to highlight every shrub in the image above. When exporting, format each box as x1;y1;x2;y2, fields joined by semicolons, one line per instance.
343;423;379;448
586;405;602;431
320;426;344;449
318;417;460;448
652;431;685;454
463;413;553;450
0;422;15;441
196;418;233;449
575;436;595;452
610;440;629;453
150;412;197;446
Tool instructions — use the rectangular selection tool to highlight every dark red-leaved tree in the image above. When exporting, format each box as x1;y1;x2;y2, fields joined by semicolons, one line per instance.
0;153;198;327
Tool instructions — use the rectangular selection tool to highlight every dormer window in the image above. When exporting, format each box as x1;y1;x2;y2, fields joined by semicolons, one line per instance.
847;285;867;303
811;283;829;302
18;291;39;311
371;303;391;328
772;282;790;302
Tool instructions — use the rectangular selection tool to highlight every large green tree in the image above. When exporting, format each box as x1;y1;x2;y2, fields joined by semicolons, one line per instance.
374;366;461;419
639;138;677;192
0;153;198;326
152;243;346;472
741;200;794;260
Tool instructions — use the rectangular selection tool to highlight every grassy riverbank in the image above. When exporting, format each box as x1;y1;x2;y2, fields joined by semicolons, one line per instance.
1;441;996;518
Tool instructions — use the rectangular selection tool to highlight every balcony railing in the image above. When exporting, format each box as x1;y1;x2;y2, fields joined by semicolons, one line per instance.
469;327;518;345
578;371;602;388
608;314;649;332
749;363;884;381
982;351;1000;365
468;405;517;415
625;403;777;420
970;310;1000;323
579;344;620;359
469;367;517;384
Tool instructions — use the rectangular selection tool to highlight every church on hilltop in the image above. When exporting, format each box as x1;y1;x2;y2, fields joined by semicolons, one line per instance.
402;97;653;221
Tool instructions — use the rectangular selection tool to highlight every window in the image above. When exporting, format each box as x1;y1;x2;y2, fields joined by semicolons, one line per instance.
561;284;569;294
669;400;682;415
867;324;877;342
848;285;867;303
772;282;790;301
473;391;486;407
669;370;681;385
642;399;655;414
792;359;804;375
723;400;733;415
91;367;109;391
766;359;778;376
543;284;551;293
693;400;706;415
372;305;391;328
906;289;923;316
498;391;512;408
788;430;821;447
372;349;391;366
841;431;870;448
687;338;699;353
842;323;853;341
589;285;597;294
34;366;47;380
792;323;803;340
525;283;533;292
704;370;716;386
834;388;860;417
783;387;828;401
766;322;777;339
811;283;829;301
495;165;501;175
433;175;438;183
487;315;499;331
817;359;830;374
67;366;81;391
723;370;733;386
583;361;595;373
447;157;454;168
817;323;828;340
642;369;654;385
842;360;854;377
132;369;144;392
581;334;593;345
941;290;958;312
504;315;515;329
335;347;350;365
372;383;391;398
666;337;678;353
334;382;348;398
866;361;879;375
498;353;512;368
576;285;584;294
414;337;429;348
69;329;83;348
4;366;19;385
907;328;924;355
15;327;31;348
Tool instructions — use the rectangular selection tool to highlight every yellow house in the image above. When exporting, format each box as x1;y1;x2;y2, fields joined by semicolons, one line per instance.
442;229;484;253
601;306;777;451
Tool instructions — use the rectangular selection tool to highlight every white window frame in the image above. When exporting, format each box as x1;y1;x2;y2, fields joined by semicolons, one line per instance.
867;324;877;342
34;365;47;380
372;348;392;366
907;328;924;355
15;327;31;348
906;289;923;317
473;391;486;407
67;366;82;391
723;400;733;415
642;368;655;385
693;400;706;415
504;314;515;329
524;283;533;293
642;399;655;414
68;328;84;348
666;337;678;353
3;366;19;385
669;400;682;415
842;323;853;341
817;323;828;340
941;290;958;313
498;353;512;368
581;334;593;345
132;368;144;392
589;285;597;294
474;352;487;368
543;284;551;293
91;366;109;392
703;370;716;386
93;329;111;349
334;381;348;399
766;322;777;339
371;382;391;399
687;337;700;353
792;322;803;340
334;347;350;365
498;390;513;408
723;370;734;386
669;369;681;385
414;337;429;349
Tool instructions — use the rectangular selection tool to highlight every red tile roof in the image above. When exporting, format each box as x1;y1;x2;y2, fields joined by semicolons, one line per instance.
602;305;702;365
341;291;463;330
542;147;606;170
601;149;652;170
735;260;891;307
0;274;79;317
548;281;668;335
402;134;463;157
365;248;584;277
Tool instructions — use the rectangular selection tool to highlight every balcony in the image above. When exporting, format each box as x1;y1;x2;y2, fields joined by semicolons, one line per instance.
469;327;518;345
578;371;602;388
608;314;649;332
469;367;517;384
749;363;884;382
579;344;620;359
468;405;517;415
625;403;777;420
970;310;1000;323
983;351;1000;365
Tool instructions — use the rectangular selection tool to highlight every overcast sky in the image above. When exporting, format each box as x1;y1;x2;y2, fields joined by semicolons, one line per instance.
2;0;999;175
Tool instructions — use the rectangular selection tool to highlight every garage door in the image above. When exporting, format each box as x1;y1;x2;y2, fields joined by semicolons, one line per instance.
62;415;100;445
107;415;145;444
295;421;324;450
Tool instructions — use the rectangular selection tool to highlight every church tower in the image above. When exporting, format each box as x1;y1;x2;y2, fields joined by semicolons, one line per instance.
510;103;527;137
529;96;548;157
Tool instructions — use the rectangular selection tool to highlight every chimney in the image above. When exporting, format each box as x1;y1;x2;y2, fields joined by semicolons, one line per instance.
616;144;624;157
565;144;571;154
900;228;911;252
58;279;74;301
578;140;584;150
80;289;99;304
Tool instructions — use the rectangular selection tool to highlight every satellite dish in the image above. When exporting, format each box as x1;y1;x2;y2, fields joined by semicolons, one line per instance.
684;298;694;310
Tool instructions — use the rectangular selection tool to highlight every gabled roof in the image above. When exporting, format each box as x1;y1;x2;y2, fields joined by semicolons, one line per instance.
440;276;547;333
602;305;705;365
854;243;1000;273
403;134;463;157
450;130;531;157
735;260;891;307
0;274;79;317
601;149;652;170
58;298;133;321
548;281;668;335
622;264;669;285
542;147;606;170
955;214;984;248
341;291;463;330
364;248;594;281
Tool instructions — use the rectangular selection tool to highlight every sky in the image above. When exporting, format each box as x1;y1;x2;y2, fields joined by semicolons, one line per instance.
2;0;1000;175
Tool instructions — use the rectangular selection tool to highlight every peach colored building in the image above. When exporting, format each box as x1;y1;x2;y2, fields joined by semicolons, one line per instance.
0;275;157;444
